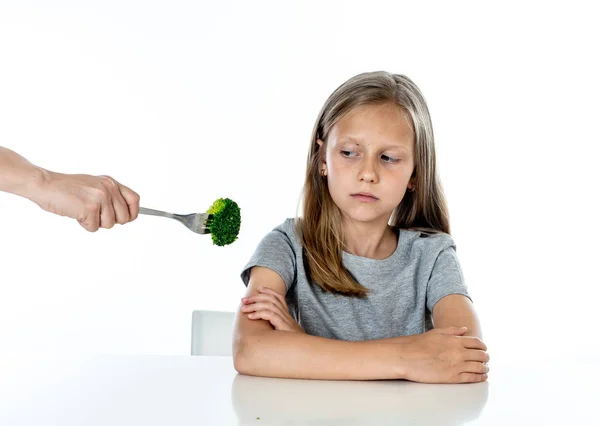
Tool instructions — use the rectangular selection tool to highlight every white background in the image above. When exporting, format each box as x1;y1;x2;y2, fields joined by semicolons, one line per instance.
1;0;598;361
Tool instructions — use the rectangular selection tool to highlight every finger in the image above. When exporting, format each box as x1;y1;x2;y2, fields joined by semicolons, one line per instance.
110;191;130;225
460;337;487;351
464;349;490;363
119;184;140;221
247;310;287;330
258;287;287;307
462;361;489;374
78;207;100;232
458;373;488;383
256;288;288;314
243;294;285;311
243;294;279;304
242;294;281;305
98;176;129;225
99;201;116;229
241;302;286;318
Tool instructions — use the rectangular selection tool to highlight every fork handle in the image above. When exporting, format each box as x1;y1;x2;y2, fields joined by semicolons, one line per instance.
139;207;175;218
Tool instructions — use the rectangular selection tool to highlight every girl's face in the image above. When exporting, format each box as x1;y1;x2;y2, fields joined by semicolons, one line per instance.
319;102;415;226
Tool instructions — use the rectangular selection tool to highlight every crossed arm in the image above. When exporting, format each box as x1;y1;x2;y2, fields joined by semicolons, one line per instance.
233;266;489;383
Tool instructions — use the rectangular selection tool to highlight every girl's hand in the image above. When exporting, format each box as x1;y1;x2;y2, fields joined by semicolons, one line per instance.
401;327;490;384
241;286;304;333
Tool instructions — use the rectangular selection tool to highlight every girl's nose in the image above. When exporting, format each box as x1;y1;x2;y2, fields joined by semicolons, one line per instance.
358;157;378;183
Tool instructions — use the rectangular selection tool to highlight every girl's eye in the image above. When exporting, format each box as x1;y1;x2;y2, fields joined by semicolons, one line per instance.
381;155;400;163
341;150;358;158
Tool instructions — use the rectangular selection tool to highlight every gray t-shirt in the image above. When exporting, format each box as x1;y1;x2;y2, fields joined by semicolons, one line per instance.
241;218;470;341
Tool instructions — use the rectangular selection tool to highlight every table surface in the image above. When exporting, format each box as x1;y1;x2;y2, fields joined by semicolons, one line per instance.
1;354;598;425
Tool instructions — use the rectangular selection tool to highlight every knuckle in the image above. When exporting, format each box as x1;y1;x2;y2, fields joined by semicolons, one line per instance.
91;187;109;201
100;175;117;187
85;203;101;214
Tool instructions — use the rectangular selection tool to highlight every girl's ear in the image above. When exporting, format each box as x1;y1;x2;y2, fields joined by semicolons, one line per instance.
407;179;417;192
316;139;327;177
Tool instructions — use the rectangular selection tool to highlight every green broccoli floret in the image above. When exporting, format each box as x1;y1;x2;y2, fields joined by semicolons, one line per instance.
206;198;241;246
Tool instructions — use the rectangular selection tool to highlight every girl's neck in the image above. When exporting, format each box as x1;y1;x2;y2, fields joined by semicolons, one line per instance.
342;219;398;260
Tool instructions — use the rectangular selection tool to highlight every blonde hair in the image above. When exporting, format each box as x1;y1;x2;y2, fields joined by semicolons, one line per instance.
296;71;450;297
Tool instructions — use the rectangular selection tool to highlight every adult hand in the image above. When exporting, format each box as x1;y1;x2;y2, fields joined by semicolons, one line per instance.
29;171;140;232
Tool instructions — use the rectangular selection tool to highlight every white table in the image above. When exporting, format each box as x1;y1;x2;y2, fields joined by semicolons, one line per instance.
1;354;598;425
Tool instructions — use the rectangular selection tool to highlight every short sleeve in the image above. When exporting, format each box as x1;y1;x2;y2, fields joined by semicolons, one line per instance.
240;228;297;291
426;245;471;312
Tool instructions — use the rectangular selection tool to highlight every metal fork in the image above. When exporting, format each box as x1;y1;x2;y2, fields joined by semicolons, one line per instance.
139;207;211;234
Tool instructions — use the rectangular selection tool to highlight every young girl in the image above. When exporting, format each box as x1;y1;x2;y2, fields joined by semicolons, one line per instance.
233;71;489;383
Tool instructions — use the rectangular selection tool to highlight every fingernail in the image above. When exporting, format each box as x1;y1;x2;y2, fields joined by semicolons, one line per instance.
241;297;247;303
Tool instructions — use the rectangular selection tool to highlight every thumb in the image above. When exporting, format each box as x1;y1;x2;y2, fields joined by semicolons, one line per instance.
437;326;468;336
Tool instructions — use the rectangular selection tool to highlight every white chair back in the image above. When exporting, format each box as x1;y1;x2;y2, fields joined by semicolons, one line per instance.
191;310;235;356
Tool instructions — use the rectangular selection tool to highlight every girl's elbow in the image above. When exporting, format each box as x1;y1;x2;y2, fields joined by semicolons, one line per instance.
233;341;249;374
233;353;249;375
233;328;276;376
232;334;258;375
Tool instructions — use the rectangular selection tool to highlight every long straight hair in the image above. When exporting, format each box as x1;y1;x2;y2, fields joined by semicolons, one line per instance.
296;71;450;297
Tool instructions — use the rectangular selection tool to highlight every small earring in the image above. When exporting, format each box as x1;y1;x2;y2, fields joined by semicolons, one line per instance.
320;169;327;177
409;185;416;192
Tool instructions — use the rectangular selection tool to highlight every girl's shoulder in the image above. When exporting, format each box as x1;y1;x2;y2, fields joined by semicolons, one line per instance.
268;217;303;246
399;228;456;255
276;217;299;234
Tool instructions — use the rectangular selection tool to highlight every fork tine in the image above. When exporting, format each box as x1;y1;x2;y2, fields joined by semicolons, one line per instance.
172;213;211;234
138;207;212;235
